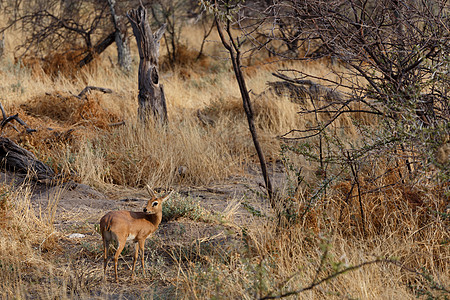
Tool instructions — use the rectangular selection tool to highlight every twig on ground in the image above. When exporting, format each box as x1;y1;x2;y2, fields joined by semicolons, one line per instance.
78;86;113;98
0;102;36;134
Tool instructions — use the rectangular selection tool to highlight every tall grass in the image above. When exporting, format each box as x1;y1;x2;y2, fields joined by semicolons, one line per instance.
0;184;61;298
0;19;447;300
95;119;239;187
171;180;448;299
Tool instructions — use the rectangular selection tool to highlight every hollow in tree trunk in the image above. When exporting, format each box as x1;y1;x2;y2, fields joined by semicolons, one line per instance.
127;5;168;124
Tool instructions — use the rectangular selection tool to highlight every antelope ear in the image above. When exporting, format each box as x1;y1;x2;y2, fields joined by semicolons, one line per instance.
161;190;175;202
146;185;155;198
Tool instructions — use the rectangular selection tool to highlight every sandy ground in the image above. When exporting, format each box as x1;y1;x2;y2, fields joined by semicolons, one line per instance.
1;164;285;296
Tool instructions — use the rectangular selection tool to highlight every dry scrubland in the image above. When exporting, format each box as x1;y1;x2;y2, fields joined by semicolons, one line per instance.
0;23;448;299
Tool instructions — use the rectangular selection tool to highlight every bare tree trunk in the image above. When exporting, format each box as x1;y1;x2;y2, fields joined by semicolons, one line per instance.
78;31;115;68
215;17;274;204
127;5;168;124
0;33;4;59
107;0;131;73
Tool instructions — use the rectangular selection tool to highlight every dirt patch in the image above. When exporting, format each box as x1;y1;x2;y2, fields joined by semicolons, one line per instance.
32;182;113;213
1;168;276;297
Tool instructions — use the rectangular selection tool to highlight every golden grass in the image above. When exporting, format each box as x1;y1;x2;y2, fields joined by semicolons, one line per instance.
0;19;448;299
0;184;62;298
172;181;448;299
3;47;330;188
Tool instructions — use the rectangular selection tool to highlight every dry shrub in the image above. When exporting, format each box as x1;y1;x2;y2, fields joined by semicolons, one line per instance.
174;186;448;299
0;185;12;230
282;150;448;240
22;92;121;128
16;55;44;77
21;93;80;123
320;163;448;239
161;44;211;74
243;56;281;78
1;92;122;176
18;48;96;79
41;49;84;78
279;164;449;293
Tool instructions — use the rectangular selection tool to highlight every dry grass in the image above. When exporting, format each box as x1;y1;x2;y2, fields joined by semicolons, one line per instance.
0;18;448;300
172;178;448;299
0;183;62;298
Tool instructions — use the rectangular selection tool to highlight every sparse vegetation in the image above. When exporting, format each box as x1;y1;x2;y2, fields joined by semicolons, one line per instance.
163;194;209;222
0;0;448;299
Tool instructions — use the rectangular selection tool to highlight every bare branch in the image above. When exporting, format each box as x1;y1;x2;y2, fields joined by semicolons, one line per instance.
78;86;113;98
260;258;449;300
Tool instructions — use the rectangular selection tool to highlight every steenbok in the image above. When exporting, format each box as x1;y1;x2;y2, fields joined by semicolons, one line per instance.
100;186;173;282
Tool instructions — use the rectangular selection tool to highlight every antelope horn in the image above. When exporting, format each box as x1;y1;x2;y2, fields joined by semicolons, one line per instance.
146;185;155;198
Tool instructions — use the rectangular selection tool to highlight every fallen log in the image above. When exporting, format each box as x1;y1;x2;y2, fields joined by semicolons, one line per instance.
0;137;55;181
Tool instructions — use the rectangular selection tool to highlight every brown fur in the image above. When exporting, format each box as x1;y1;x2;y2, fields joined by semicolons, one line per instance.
100;189;172;282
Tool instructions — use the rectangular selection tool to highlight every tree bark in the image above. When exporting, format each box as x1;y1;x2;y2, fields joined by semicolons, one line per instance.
78;31;115;68
215;17;274;204
0;137;55;181
127;5;168;124
0;33;4;59
107;0;132;73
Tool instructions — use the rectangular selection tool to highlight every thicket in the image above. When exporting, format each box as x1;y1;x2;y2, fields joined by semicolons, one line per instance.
0;0;448;298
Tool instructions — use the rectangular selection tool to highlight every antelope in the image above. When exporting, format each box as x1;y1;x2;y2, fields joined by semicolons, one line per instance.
100;186;173;282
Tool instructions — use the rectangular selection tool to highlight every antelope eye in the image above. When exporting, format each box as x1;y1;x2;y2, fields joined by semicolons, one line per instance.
152;201;158;207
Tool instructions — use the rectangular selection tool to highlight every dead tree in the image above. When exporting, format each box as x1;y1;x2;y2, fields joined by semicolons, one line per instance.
1;0;110;66
214;3;274;204
0;137;55;182
0;104;54;182
107;0;132;72
127;4;168;124
79;32;116;68
0;33;4;59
